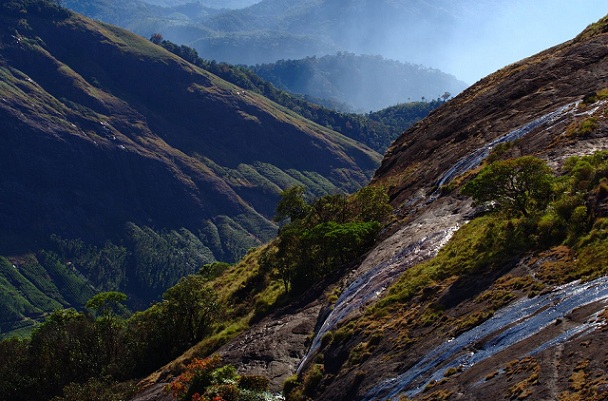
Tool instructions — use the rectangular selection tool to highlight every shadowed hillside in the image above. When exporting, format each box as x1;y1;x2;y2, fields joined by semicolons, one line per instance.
0;0;379;326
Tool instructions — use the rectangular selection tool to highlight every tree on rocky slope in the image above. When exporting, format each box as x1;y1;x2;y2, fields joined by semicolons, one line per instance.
462;156;554;217
264;186;391;293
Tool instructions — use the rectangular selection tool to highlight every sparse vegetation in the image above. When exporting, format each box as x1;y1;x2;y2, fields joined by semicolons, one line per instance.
291;151;608;400
567;117;599;137
379;152;608;310
165;355;274;401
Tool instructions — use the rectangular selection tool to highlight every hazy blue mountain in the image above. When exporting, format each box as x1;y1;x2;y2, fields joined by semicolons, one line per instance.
250;53;466;111
141;0;261;8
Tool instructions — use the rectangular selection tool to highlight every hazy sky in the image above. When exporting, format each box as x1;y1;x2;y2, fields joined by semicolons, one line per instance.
143;0;607;85
235;0;608;85
429;1;608;84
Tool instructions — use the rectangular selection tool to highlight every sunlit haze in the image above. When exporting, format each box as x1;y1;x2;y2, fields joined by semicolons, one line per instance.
383;1;608;84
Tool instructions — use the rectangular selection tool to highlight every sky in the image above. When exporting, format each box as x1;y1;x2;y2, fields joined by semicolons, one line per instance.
425;1;608;84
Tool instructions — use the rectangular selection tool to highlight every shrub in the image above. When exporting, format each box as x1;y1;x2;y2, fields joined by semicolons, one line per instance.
238;375;270;392
282;374;301;399
302;364;324;396
165;355;222;400
51;377;136;401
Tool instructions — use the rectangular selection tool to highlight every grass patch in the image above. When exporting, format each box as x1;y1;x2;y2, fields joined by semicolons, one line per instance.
505;357;540;400
566;117;598;138
377;215;524;309
187;244;289;358
576;16;608;41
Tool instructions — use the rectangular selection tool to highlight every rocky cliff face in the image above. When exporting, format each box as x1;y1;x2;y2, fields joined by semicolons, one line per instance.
309;16;608;401
374;17;608;203
160;15;608;401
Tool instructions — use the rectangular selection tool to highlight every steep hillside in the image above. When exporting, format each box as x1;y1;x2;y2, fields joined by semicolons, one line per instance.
153;39;444;153
0;0;379;327
374;16;608;204
130;13;608;401
3;8;608;401
62;0;469;107
290;15;608;401
250;53;465;112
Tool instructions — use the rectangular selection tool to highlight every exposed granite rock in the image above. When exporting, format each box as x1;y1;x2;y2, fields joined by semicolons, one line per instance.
219;300;324;392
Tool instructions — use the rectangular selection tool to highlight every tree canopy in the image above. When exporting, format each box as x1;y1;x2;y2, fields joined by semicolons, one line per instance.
264;186;392;293
462;156;554;217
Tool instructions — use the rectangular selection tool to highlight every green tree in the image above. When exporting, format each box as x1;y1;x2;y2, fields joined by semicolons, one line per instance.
0;338;35;401
121;304;172;376
273;223;306;293
86;291;128;320
29;309;100;398
462;156;554;217
305;221;381;268
163;275;220;346
348;186;392;222
310;194;347;224
86;292;128;376
274;186;311;223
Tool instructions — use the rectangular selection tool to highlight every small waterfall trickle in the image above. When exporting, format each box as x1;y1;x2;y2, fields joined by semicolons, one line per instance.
434;101;579;191
296;101;582;379
362;276;608;400
297;225;459;373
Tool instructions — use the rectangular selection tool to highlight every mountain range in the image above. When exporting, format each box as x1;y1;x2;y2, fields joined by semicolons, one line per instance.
131;12;608;401
2;1;608;401
0;0;380;330
62;0;469;106
250;53;466;112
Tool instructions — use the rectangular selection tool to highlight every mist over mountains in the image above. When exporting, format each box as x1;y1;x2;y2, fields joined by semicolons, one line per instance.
63;0;607;86
250;53;466;112
62;0;471;110
3;1;608;401
143;0;259;8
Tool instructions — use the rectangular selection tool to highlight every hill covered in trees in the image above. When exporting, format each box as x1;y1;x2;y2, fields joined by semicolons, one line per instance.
0;0;380;334
154;37;447;153
62;0;469;111
250;53;465;112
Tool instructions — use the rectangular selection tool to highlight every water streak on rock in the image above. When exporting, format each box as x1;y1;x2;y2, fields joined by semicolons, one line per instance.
363;276;608;400
434;102;579;191
297;225;459;373
297;102;581;379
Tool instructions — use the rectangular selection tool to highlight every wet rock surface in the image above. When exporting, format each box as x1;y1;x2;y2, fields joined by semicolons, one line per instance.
311;17;608;401
219;300;324;392
134;17;608;401
373;29;608;206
